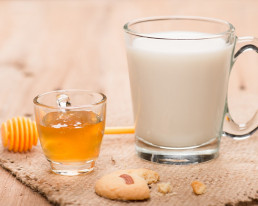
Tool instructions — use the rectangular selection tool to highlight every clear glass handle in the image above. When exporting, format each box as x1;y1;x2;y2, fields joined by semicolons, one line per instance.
223;37;258;139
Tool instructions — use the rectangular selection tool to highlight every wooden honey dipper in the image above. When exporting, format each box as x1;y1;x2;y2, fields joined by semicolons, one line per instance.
1;117;38;152
1;116;134;152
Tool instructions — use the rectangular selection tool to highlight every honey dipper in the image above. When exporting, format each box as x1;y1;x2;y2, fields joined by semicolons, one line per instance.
1;116;134;153
1;117;38;152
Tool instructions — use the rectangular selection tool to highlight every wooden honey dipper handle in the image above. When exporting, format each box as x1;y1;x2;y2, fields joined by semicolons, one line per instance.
104;126;135;134
1;117;38;152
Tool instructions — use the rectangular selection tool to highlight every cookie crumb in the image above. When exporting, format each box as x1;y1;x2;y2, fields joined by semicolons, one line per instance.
191;181;206;195
129;168;160;184
157;182;172;194
111;156;116;165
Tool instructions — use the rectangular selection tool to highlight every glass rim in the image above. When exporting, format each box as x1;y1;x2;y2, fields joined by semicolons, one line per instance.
33;89;107;109
123;16;235;40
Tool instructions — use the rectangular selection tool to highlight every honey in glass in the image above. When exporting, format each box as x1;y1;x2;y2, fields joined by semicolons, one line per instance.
37;110;105;163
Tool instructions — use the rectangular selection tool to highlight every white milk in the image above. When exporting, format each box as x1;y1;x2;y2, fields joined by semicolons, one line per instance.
126;32;233;148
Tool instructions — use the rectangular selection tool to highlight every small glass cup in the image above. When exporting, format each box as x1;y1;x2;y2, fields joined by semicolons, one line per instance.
33;89;106;176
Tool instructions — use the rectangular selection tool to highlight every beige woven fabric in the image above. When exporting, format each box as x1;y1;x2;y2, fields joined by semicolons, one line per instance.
0;134;257;206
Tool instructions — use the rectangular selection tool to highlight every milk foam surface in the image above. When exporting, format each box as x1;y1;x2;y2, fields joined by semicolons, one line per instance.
127;32;233;147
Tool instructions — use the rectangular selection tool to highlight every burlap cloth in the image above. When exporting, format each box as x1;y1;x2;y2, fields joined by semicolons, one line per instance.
0;134;257;206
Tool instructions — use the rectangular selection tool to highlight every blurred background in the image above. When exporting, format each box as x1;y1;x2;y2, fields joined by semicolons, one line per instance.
0;0;257;128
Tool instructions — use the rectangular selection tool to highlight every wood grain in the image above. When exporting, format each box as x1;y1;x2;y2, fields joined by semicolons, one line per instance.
0;0;257;205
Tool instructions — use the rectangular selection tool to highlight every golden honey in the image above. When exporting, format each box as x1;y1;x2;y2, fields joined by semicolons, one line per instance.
37;110;105;163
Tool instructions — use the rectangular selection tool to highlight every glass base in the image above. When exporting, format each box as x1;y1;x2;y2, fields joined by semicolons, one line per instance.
135;137;220;165
48;159;95;176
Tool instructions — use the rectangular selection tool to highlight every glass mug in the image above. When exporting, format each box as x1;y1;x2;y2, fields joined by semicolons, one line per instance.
124;16;258;164
33;90;106;175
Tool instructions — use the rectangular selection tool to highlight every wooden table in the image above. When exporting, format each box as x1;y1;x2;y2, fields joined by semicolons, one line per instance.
0;0;257;205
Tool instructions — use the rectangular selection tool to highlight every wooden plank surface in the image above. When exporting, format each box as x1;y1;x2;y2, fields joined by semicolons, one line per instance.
0;0;257;205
